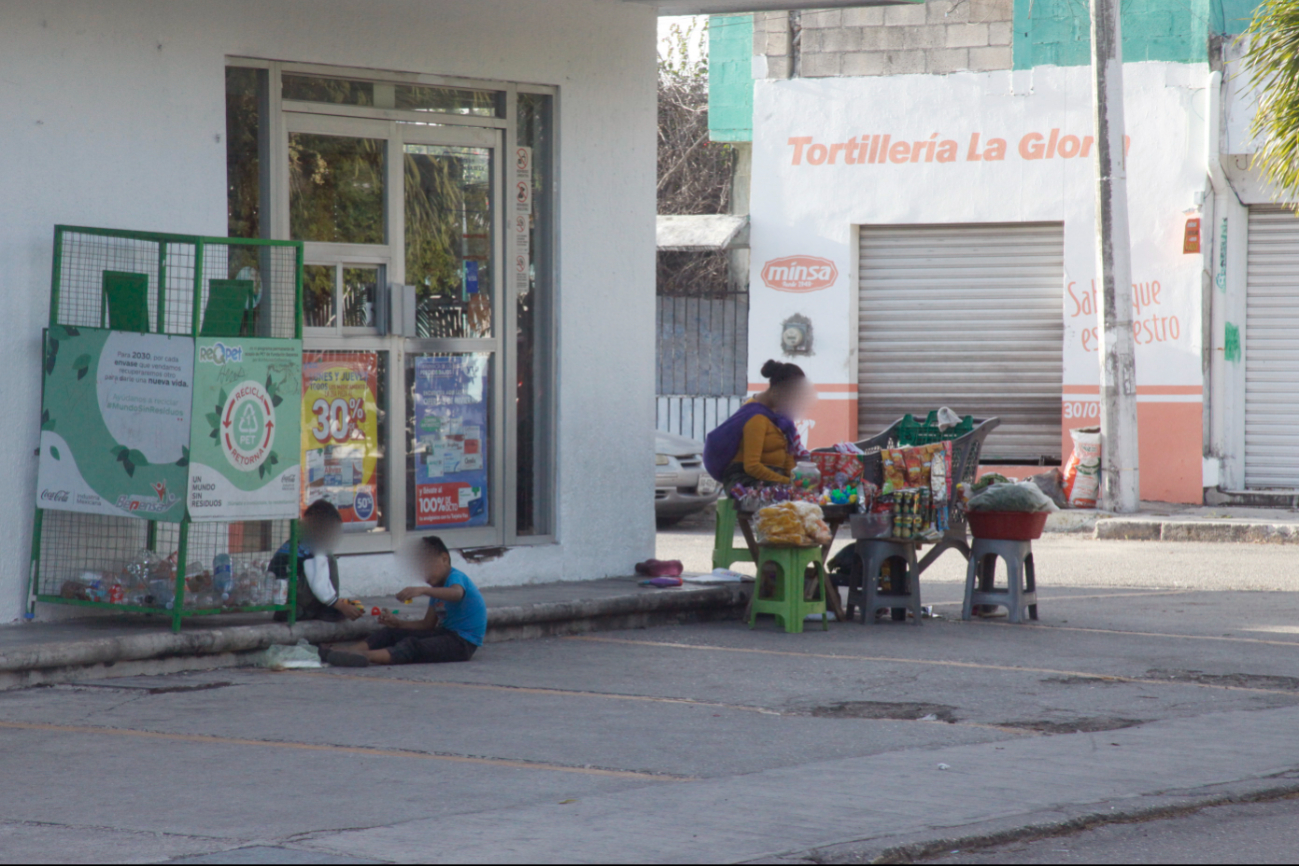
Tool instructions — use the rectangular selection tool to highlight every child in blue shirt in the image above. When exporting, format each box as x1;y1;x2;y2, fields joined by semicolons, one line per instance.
324;536;486;667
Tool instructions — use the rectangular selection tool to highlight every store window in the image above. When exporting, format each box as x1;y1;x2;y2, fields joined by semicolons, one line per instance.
405;144;494;339
226;62;554;550
225;67;263;240
515;92;554;536
289;134;386;245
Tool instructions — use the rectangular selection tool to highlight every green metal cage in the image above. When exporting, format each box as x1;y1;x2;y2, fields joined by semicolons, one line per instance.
28;225;305;632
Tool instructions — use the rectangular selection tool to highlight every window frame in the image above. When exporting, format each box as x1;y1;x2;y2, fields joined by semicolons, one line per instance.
227;57;557;550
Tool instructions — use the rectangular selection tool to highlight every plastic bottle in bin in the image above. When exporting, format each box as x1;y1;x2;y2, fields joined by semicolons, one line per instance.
213;553;233;601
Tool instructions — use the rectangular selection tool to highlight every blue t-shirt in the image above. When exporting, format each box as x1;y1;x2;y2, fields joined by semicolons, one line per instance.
432;569;487;646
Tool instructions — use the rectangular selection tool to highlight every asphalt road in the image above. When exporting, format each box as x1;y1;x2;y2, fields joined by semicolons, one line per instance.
925;796;1299;864
2;534;1299;862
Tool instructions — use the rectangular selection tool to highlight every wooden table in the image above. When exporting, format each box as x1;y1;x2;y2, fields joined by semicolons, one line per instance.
736;505;852;622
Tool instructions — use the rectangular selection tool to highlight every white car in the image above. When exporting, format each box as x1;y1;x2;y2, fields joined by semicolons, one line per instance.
655;430;721;525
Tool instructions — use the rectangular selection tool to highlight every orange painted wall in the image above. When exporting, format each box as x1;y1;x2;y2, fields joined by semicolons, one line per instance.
804;397;856;449
1062;401;1202;504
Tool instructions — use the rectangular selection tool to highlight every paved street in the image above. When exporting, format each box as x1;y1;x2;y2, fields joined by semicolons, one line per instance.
925;796;1299;864
4;534;1299;862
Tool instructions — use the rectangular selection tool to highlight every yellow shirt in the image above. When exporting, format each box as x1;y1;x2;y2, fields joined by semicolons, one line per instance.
731;412;796;483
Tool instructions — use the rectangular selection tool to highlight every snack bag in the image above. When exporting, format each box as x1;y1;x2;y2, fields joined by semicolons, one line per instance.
1063;427;1102;508
753;502;808;546
753;501;831;547
903;447;928;488
791;500;833;546
881;449;908;492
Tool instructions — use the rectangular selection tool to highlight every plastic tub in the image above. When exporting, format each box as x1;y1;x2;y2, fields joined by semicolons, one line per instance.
966;510;1049;541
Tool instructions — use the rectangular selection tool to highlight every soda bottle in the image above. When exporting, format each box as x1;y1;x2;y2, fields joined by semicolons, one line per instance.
213;553;233;600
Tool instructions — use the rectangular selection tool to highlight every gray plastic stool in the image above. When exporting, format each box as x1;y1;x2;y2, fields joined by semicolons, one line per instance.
961;538;1038;623
851;538;922;625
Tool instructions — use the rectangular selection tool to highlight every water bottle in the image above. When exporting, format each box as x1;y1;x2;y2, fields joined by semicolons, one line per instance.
213;553;233;600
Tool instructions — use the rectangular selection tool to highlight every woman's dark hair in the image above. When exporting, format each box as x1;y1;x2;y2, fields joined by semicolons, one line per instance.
760;359;806;388
421;536;450;557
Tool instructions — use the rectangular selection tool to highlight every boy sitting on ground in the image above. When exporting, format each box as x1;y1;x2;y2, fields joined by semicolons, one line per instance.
270;499;364;623
323;536;486;667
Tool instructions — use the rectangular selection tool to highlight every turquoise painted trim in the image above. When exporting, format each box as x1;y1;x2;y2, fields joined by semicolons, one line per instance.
708;13;753;143
1013;0;1220;70
1215;0;1264;34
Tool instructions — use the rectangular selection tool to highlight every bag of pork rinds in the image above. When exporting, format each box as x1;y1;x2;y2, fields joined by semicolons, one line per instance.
1062;427;1101;508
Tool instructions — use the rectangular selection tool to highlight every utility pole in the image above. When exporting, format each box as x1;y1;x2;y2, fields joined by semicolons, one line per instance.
1090;0;1140;512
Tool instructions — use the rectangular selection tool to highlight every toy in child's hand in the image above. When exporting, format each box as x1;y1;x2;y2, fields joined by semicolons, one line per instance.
370;606;382;616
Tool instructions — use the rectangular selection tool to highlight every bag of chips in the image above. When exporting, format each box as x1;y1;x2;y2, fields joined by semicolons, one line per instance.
881;449;908;493
753;501;832;547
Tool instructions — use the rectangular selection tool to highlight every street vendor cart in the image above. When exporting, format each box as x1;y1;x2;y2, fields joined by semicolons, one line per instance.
843;414;1000;623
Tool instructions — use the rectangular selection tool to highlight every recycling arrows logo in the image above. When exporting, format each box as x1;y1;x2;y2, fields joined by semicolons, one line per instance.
220;380;276;471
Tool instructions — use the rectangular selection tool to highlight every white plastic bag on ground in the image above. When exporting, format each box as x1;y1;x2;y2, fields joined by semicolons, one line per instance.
254;639;323;670
1063;427;1102;508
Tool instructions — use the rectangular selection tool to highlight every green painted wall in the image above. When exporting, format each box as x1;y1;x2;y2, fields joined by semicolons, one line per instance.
708;14;754;143
1011;0;1254;69
1215;0;1264;33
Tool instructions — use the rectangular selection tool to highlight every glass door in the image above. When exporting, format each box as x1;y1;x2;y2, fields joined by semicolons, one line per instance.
400;126;503;547
285;109;504;552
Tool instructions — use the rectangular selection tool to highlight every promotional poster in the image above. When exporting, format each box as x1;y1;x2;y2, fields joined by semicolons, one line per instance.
302;352;382;531
35;327;192;522
411;354;489;529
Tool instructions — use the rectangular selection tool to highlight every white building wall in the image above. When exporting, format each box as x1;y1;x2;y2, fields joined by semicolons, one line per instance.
0;0;658;620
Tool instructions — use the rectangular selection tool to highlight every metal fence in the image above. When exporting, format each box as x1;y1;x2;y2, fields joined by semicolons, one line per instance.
656;293;748;396
656;395;747;442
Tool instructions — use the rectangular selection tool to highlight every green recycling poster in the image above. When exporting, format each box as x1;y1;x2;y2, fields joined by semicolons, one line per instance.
35;326;193;522
186;337;302;521
36;329;303;523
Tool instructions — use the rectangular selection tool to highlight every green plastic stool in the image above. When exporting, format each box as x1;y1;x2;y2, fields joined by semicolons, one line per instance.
749;545;829;634
713;498;755;570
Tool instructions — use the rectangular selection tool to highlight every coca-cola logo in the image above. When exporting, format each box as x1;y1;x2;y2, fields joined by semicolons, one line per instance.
761;256;838;293
40;489;70;502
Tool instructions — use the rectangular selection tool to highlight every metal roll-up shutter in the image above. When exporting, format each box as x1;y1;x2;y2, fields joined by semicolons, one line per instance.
1244;206;1299;488
858;223;1065;462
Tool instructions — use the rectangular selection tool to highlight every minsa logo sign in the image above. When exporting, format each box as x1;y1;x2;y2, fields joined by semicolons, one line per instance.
761;256;838;293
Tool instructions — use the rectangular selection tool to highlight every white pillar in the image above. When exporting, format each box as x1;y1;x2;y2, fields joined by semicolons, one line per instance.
1090;0;1140;512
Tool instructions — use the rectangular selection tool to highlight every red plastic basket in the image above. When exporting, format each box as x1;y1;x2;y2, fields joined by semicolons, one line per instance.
966;511;1049;541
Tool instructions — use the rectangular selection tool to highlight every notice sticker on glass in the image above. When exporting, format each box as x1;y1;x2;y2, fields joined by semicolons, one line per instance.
515;145;533;216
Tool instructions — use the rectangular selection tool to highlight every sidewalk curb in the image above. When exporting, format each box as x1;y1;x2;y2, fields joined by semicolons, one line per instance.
0;584;749;689
748;771;1299;864
1096;519;1299;543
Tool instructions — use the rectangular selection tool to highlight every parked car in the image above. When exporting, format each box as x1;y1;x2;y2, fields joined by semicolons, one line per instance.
655;430;720;525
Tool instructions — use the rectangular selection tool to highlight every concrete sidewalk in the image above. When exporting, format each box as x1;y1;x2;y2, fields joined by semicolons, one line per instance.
1090;503;1299;543
0;577;748;689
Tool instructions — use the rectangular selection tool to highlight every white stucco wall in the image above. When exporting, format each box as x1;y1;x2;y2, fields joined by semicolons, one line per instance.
748;62;1212;502
0;0;658;621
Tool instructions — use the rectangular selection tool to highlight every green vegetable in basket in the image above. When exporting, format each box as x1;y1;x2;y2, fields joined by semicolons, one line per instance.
966;481;1059;513
972;472;1012;493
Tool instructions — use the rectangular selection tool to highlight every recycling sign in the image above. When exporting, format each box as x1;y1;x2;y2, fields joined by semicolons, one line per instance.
222;381;276;471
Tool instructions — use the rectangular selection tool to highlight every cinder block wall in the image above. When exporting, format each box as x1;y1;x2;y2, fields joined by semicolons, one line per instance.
754;1;1013;78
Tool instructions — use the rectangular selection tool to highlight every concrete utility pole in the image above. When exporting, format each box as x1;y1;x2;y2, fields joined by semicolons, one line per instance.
1090;0;1140;512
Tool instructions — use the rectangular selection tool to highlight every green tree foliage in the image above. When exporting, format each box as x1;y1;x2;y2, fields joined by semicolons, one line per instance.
1245;0;1299;208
